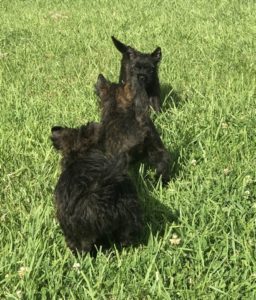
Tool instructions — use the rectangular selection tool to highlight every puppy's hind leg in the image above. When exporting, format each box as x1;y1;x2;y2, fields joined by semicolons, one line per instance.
116;210;143;247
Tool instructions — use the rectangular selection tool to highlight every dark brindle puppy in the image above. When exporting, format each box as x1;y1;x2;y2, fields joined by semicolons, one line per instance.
111;36;162;112
51;122;142;254
95;74;170;184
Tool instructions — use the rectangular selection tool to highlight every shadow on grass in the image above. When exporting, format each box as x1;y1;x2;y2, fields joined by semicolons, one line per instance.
160;82;188;111
135;176;179;245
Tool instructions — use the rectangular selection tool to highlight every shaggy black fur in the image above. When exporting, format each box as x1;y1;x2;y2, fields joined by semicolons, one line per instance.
111;36;162;112
95;74;170;184
51;123;142;254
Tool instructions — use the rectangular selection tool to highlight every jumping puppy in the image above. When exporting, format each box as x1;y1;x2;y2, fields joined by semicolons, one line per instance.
95;73;170;184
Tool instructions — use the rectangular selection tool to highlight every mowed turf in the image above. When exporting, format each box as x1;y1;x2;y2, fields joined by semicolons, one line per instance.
0;0;255;298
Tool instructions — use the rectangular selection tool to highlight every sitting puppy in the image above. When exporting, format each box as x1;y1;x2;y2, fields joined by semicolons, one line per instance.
95;74;170;184
111;36;162;112
51;122;142;254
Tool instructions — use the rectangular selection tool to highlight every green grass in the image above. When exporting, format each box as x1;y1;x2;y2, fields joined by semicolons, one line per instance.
1;0;256;298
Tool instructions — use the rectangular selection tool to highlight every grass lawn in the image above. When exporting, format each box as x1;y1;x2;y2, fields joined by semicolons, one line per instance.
0;0;255;298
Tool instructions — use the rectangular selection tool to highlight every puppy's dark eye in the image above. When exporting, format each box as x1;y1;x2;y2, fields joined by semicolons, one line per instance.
148;66;155;73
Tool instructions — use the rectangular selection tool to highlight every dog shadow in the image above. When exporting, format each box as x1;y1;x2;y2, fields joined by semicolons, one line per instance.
160;83;187;111
141;191;179;244
129;168;179;245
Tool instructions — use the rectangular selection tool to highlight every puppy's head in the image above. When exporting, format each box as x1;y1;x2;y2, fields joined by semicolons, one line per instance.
111;36;161;86
95;73;133;115
51;122;99;157
95;73;150;116
95;73;134;111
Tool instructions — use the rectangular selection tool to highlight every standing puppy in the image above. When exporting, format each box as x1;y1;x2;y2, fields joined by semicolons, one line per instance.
51;123;142;254
111;36;162;112
95;74;170;184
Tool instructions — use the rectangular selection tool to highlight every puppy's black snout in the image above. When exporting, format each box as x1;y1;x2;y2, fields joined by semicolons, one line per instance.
137;74;146;83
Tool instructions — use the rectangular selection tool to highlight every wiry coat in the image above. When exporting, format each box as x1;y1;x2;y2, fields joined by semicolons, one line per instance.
95;74;170;184
51;123;142;254
111;36;162;112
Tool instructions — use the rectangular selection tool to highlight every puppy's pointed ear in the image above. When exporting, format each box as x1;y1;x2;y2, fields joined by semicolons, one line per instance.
80;122;95;138
126;47;138;60
97;74;108;86
111;36;128;54
95;74;110;97
151;47;162;62
111;36;138;60
51;126;64;150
